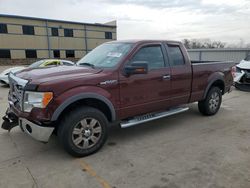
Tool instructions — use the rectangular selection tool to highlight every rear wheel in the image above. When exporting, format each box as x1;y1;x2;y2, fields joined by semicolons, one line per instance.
198;87;222;116
58;106;108;157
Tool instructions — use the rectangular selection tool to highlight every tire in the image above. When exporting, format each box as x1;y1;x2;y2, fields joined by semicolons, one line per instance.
198;87;222;116
58;106;108;157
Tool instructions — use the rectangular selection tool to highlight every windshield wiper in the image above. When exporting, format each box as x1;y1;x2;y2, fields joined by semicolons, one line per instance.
79;62;95;68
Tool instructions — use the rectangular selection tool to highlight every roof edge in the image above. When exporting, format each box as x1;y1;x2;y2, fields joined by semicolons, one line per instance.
0;14;117;28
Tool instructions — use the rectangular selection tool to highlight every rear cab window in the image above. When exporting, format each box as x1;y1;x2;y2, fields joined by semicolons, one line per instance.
167;44;185;66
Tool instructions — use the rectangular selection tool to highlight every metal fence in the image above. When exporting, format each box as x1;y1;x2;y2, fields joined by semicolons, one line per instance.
187;48;250;63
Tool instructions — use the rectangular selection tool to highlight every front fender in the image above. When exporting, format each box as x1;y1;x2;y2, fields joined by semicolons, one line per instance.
50;86;116;121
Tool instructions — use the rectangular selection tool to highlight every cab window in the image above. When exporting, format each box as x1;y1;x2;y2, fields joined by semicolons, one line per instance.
167;45;185;66
130;45;165;70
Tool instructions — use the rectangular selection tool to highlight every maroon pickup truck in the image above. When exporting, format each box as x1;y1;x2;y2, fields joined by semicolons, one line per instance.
2;40;235;157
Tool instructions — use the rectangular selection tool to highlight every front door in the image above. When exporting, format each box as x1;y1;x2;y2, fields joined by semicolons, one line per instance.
119;43;172;119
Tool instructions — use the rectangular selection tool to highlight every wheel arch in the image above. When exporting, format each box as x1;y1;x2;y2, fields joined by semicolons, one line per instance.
203;72;225;99
51;93;116;122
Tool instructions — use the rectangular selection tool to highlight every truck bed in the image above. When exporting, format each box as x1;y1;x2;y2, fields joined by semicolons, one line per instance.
189;61;235;103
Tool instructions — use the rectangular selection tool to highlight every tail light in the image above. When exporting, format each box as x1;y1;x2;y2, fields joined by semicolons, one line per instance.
231;66;236;78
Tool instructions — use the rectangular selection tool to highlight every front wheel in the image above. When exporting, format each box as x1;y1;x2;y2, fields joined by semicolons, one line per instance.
58;106;108;157
198;87;222;116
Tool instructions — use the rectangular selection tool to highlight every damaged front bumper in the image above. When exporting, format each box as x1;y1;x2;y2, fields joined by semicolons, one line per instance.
2;109;54;142
234;69;250;84
234;69;250;91
2;110;18;131
2;72;55;142
19;118;54;142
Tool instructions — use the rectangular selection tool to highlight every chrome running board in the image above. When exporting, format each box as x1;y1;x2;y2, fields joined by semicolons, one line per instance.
120;107;189;128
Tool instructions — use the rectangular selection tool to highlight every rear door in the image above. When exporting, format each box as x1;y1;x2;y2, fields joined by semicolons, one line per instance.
165;43;192;106
119;43;172;119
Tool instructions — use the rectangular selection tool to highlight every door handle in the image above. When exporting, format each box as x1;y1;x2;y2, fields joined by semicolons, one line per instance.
162;75;171;80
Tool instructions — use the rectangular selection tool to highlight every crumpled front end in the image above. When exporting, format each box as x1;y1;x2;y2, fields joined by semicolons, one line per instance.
1;73;54;142
234;67;250;84
234;66;250;91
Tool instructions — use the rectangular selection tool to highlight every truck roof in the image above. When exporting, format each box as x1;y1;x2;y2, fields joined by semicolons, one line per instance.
108;39;182;45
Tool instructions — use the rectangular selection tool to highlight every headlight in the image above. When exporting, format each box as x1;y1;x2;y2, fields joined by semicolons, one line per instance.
23;91;53;112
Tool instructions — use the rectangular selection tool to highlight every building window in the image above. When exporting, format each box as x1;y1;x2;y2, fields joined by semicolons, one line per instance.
51;28;59;36
0;50;11;58
66;50;75;58
25;50;37;58
105;32;112;39
22;25;35;35
64;29;73;37
0;24;8;33
53;50;60;58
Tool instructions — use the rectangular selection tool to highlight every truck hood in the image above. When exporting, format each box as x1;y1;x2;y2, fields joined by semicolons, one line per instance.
237;60;250;70
16;65;102;84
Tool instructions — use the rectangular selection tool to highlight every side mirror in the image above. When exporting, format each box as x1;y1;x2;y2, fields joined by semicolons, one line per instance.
124;61;148;76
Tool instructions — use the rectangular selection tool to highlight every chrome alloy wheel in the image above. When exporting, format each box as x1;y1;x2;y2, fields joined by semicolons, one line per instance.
72;118;102;149
208;92;220;112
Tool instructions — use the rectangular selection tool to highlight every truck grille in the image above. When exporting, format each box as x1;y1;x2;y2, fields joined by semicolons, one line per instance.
8;74;28;110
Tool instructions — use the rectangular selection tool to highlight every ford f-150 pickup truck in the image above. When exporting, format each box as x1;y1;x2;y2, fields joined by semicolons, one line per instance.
2;40;235;157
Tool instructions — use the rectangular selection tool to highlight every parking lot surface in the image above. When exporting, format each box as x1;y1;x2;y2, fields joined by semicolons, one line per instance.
0;66;250;188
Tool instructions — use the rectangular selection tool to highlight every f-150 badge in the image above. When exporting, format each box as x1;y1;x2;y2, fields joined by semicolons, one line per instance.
99;80;118;85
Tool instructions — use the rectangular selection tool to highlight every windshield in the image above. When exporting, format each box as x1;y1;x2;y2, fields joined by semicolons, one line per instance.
77;43;133;68
28;60;45;68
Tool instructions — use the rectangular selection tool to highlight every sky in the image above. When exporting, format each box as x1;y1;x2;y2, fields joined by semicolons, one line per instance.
0;0;250;45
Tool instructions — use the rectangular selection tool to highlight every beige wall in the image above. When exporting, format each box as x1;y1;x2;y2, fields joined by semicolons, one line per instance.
86;30;116;39
73;30;85;38
112;32;117;39
0;16;116;59
86;25;116;32
10;50;25;59
0;17;45;26
60;50;66;58
37;50;49;59
75;51;86;59
0;35;48;49
87;39;112;50
58;29;64;37
49;37;85;50
87;31;105;38
7;25;22;34
47;21;84;30
35;27;47;35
